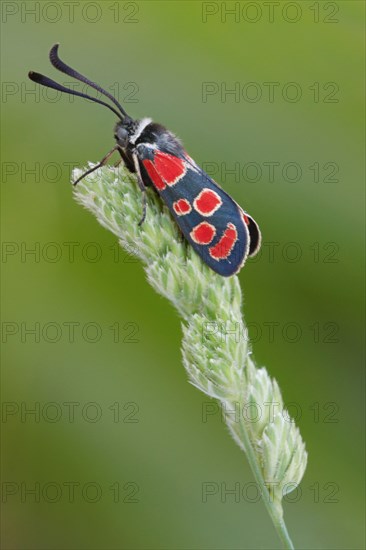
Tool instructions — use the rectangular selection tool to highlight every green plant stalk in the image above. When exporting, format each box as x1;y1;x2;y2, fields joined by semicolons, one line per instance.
73;163;307;549
236;418;294;549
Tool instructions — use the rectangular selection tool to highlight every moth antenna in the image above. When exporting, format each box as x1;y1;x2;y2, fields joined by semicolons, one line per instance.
28;71;124;121
49;44;130;119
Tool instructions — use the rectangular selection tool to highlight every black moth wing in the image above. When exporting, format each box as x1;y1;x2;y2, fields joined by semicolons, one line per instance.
134;146;252;276
183;155;261;258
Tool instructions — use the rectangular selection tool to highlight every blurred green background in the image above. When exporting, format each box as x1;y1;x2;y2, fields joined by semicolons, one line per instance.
1;1;365;548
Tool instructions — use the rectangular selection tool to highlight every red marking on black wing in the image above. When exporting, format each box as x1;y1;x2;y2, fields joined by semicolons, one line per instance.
193;189;222;216
142;159;166;190
142;151;186;190
190;222;216;245
240;209;261;257
209;223;237;260
136;148;258;276
173;198;191;216
242;213;249;225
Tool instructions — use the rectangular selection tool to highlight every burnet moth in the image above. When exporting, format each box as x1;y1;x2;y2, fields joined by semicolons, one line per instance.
29;44;261;276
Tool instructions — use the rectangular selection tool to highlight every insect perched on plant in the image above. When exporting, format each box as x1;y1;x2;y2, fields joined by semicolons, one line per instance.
29;44;261;276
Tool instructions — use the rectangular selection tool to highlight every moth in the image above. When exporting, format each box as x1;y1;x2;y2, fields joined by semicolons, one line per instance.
29;44;261;276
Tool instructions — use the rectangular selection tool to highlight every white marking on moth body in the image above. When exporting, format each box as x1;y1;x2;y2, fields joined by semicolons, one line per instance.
129;117;153;144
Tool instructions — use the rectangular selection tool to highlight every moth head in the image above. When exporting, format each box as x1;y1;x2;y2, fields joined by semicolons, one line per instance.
114;122;130;148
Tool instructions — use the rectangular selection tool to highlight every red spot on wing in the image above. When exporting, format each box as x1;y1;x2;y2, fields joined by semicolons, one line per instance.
142;159;166;190
194;188;222;216
173;198;191;216
209;223;238;260
190;222;216;245
142;152;186;191
242;211;250;225
153;151;186;186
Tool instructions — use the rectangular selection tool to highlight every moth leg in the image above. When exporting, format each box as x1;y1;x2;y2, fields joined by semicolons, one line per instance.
117;148;136;172
73;146;118;186
138;189;147;227
132;154;147;226
176;226;184;243
136;171;147;226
